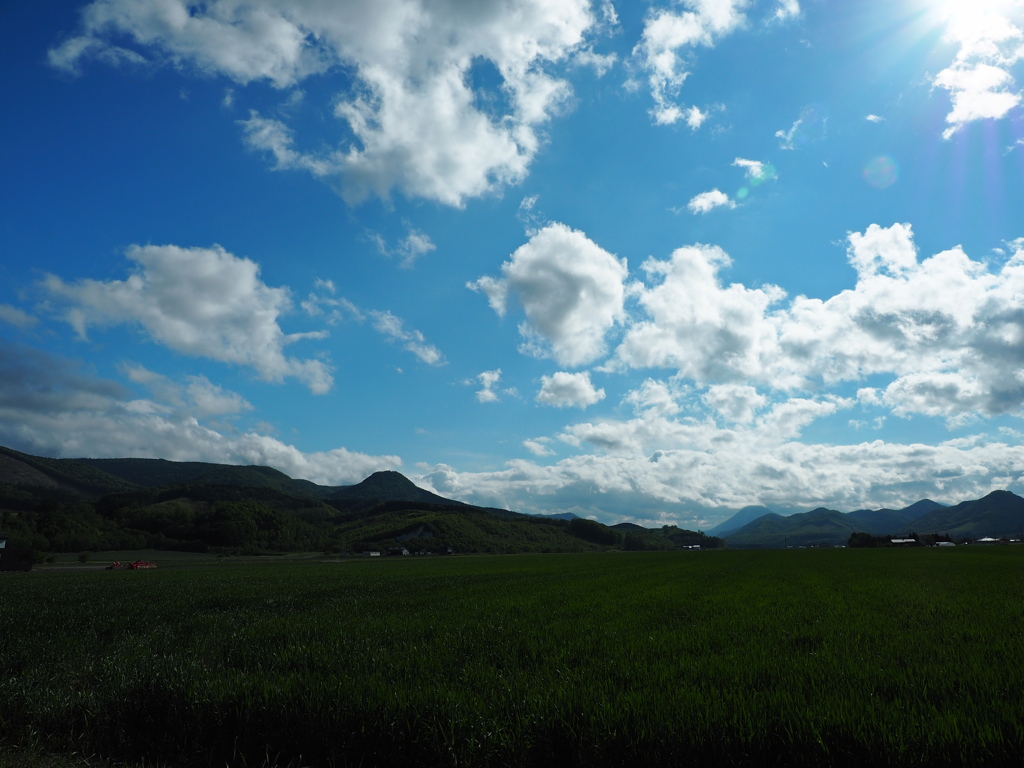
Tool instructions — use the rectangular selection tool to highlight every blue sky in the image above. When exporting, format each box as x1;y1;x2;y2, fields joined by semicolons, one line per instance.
2;0;1024;528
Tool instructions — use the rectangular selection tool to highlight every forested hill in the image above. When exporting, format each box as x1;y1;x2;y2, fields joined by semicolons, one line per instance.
0;446;723;556
722;492;1023;548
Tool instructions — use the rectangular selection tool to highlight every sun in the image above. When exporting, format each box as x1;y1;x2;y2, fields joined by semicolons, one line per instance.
924;0;1024;57
937;0;1020;27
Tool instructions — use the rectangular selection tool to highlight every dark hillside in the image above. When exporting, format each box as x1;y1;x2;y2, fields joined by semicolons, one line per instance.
78;458;328;497
901;498;946;516
845;507;917;533
0;446;139;495
706;505;774;536
725;508;853;548
330;470;461;505
900;490;1024;539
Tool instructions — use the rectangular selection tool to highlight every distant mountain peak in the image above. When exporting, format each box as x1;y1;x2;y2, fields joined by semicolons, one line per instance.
332;470;461;506
358;470;419;489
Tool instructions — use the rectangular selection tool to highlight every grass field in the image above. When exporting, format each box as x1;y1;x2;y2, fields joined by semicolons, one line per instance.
1;548;1022;767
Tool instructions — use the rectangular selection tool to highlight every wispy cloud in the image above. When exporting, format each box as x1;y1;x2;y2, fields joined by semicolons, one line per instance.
370;310;445;366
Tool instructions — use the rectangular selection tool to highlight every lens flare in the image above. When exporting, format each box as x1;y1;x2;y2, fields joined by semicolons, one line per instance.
863;156;898;188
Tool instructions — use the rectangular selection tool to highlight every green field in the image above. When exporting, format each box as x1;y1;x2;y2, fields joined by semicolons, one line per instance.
2;549;1023;767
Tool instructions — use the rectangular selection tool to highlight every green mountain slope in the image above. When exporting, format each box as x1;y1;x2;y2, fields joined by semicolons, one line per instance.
330;470;465;505
77;457;329;497
724;508;855;549
0;446;721;555
898;490;1024;539
844;507;917;533
0;446;140;495
706;505;775;537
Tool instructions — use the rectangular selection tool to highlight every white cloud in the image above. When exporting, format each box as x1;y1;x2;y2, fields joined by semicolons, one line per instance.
523;436;556;456
0;304;37;329
685;105;708;129
702;383;767;423
536;371;606;408
865;113;885;122
472;222;628;367
613;223;1024;420
0;341;398;484
774;0;800;21
52;0;601;206
369;310;445;366
687;188;735;213
775;104;827;149
122;364;253;418
624;378;682;417
370;225;437;268
475;369;503;403
466;275;510;317
732;157;764;177
846;221;918;277
633;0;749;125
42;244;334;393
418;397;1024;524
475;222;1024;423
879;371;986;425
573;46;618;76
616;243;786;384
301;284;364;326
936;63;1022;138
934;8;1024;138
732;157;776;183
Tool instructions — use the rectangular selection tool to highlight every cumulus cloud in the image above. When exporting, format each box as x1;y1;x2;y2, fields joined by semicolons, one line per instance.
0;340;398;484
475;221;1024;423
475;369;503;403
536;371;605;408
633;0;749;125
51;0;601;206
470;222;628;367
934;8;1024;139
42;244;333;393
369;310;445;366
616;243;787;384
702;383;767;423
417;394;1024;525
685;105;709;129
614;223;1024;420
624;378;682;417
687;188;735;213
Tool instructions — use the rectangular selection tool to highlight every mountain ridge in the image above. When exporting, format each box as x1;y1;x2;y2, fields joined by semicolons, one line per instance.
722;494;1021;548
0;445;724;555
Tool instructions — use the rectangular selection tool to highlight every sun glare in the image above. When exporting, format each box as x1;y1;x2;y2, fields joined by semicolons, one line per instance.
938;0;1020;29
